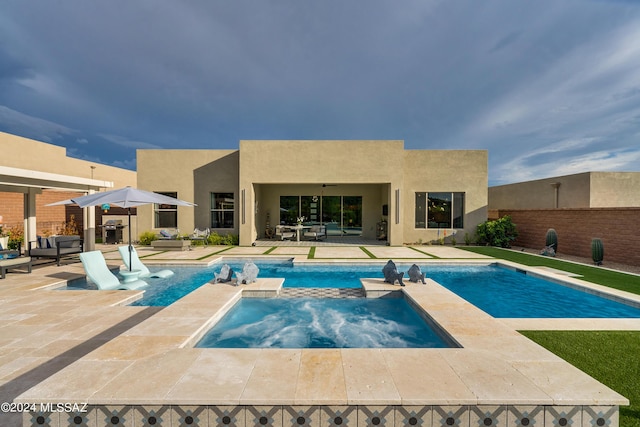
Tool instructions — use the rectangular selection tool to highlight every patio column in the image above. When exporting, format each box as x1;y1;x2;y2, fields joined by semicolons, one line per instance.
23;188;37;252
84;189;96;251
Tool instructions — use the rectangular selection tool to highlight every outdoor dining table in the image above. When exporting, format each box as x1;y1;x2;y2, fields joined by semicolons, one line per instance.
291;225;311;242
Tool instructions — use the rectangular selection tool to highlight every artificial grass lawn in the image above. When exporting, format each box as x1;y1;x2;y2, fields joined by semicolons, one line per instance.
460;246;640;296
522;331;640;427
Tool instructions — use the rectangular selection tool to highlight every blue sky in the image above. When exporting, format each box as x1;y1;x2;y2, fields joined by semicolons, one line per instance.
1;1;640;185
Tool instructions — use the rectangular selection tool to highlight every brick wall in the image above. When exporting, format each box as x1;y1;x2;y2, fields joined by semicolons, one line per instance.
0;192;135;239
495;208;640;266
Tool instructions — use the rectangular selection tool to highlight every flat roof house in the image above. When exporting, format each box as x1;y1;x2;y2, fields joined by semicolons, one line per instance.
137;140;488;246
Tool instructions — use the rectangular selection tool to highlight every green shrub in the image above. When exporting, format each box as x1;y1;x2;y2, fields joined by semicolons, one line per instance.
207;232;239;246
138;231;157;246
475;215;518;248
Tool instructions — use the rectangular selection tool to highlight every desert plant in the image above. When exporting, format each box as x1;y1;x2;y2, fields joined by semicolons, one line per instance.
475;215;518;248
451;237;457;246
545;228;558;252
58;215;80;235
208;232;239;246
138;231;157;246
464;232;472;245
591;238;604;265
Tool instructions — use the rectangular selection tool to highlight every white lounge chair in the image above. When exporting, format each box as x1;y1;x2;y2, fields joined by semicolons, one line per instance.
118;246;174;278
304;225;326;241
190;228;210;245
275;225;295;240
79;251;148;291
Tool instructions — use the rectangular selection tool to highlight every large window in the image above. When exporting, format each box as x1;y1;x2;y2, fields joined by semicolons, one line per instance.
154;191;178;228
280;195;362;236
211;193;235;228
415;192;464;229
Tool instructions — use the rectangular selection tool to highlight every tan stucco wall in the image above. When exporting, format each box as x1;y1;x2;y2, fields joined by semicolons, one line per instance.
589;172;640;207
136;149;239;237
489;172;640;210
0;131;136;188
402;150;488;244
238;140;405;245
489;173;592;209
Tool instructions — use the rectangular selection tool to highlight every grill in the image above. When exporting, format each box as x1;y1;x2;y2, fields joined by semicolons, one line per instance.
101;219;126;244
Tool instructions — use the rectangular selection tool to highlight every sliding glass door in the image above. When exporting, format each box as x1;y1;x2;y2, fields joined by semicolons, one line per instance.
279;195;362;236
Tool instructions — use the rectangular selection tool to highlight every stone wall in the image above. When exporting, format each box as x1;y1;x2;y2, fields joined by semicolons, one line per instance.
494;208;640;266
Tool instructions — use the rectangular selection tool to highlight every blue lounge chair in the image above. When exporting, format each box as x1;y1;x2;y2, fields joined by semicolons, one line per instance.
79;251;148;290
118;246;174;279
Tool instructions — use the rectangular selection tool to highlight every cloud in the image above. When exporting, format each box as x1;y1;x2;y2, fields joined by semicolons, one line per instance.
0;105;75;143
98;134;161;150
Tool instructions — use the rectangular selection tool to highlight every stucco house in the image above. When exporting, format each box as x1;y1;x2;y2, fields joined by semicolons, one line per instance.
137;140;488;246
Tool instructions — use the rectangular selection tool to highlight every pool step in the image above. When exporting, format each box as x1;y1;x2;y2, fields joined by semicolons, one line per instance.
279;288;365;298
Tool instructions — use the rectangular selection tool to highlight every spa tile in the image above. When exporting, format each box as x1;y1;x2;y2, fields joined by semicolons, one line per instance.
469;405;507;427
321;406;358;427
282;405;321;427
295;349;347;404
381;349;476;405
581;405;620;427
431;406;469;427
340;349;401;404
242;349;301;404
170;405;210;427
167;349;259;404
394;406;433;427
357;405;395;427
544;406;582;427
209;405;246;427
505;405;545;427
246;406;284;427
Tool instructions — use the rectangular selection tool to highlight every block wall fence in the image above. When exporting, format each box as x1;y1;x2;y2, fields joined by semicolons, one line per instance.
492;208;640;267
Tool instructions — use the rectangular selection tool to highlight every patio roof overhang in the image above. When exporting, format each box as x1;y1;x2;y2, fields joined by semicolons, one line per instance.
0;165;114;193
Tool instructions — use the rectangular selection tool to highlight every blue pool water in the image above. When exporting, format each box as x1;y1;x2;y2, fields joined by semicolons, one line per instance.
65;260;640;318
195;297;452;348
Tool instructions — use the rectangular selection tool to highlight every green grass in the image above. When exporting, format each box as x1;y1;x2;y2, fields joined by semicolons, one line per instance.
460;246;640;296
522;331;640;427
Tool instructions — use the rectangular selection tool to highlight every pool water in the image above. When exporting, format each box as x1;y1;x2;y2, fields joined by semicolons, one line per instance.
195;297;453;348
65;260;640;318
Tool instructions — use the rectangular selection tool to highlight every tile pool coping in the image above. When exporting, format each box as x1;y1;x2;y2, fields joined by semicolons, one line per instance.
13;257;639;426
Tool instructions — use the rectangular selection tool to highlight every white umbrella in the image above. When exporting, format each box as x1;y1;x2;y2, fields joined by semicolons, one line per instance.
48;187;196;270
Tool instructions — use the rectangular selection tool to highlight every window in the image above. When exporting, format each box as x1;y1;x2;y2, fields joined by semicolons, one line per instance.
415;192;464;229
211;193;234;228
154;192;178;228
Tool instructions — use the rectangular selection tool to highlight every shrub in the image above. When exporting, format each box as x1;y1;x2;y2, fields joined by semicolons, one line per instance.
208;232;239;246
475;215;518;248
138;231;157;246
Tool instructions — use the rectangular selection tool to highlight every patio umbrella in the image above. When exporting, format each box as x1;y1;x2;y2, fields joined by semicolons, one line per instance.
48;187;196;270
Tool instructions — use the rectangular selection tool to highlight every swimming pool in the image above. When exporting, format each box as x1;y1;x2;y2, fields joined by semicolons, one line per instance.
195;297;454;348
66;260;640;318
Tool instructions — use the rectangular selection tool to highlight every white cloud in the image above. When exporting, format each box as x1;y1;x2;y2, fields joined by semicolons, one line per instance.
0;105;75;143
98;134;161;150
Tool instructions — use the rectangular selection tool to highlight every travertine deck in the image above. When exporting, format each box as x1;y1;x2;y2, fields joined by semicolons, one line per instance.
1;245;638;426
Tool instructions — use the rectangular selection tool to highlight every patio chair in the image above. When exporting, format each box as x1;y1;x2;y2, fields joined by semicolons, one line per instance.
275;225;296;240
304;225;326;241
118;246;174;278
79;250;148;291
190;228;210;245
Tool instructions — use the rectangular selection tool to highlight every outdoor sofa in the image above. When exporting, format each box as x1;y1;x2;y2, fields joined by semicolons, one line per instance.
28;235;83;266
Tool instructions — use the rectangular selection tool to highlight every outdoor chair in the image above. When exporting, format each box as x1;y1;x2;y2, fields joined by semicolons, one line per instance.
118;245;174;278
235;261;259;284
275;225;296;240
79;250;148;291
190;228;210;245
304;225;326;241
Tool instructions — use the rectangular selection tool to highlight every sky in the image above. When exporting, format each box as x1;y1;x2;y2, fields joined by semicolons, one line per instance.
1;1;640;186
